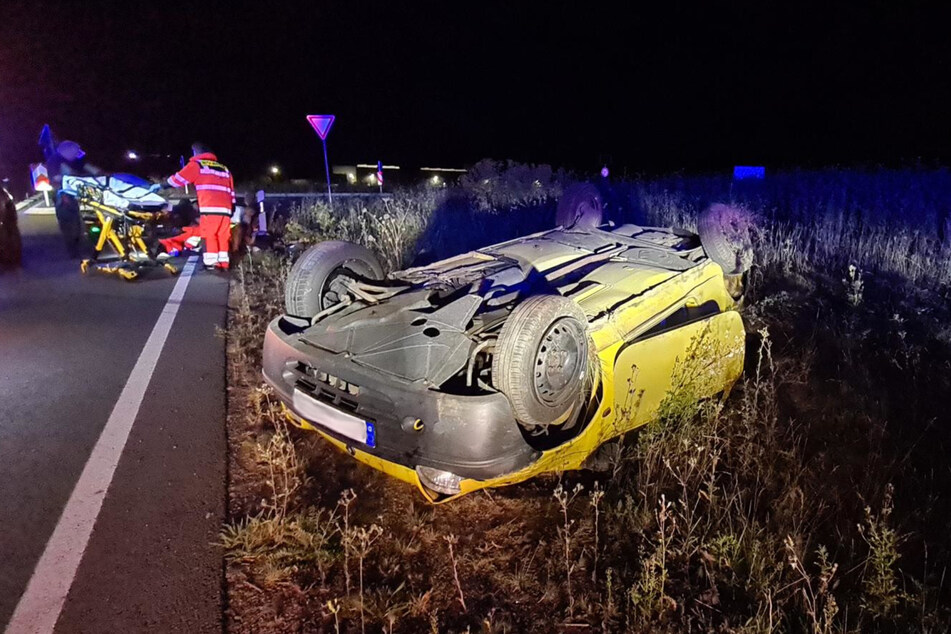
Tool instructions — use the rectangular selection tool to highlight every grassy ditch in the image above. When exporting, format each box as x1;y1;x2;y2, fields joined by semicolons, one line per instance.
222;165;951;632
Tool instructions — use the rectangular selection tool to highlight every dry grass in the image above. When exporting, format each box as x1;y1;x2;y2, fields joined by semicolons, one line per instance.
221;168;951;632
283;194;433;273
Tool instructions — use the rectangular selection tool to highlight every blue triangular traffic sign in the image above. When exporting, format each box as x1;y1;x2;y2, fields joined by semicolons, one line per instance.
306;114;336;140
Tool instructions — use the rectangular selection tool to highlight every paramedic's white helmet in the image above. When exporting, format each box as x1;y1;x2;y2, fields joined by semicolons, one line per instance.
56;141;85;162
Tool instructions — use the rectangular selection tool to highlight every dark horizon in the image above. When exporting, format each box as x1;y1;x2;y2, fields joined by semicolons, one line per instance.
2;1;951;191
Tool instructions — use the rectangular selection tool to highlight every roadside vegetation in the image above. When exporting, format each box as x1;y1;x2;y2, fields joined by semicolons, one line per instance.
223;160;951;632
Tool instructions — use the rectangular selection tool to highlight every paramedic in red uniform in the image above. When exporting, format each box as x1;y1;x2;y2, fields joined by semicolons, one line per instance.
153;143;235;269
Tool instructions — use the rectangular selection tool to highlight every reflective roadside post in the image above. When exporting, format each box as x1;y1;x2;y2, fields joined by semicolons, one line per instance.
306;114;336;205
180;155;189;195
30;163;52;206
256;190;266;234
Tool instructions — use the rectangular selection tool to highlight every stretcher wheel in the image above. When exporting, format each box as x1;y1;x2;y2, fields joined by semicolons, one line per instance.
80;259;91;274
164;263;181;276
119;268;139;282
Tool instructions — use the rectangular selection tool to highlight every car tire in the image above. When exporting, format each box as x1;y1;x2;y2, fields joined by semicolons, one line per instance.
284;240;384;318
555;183;603;229
493;295;592;432
697;203;753;275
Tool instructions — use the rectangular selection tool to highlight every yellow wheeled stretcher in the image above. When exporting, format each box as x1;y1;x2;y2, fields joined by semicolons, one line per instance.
64;174;180;281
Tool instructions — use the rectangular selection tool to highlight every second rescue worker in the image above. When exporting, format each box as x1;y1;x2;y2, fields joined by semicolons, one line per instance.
153;143;235;270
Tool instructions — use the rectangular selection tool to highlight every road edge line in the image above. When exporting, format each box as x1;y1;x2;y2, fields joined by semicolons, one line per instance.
5;256;199;634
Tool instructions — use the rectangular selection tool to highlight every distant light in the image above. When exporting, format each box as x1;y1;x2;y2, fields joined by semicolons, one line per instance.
733;165;765;180
270;165;281;176
357;163;400;170
346;172;356;184
600;166;609;178
420;167;467;173
126;150;139;161
430;174;441;185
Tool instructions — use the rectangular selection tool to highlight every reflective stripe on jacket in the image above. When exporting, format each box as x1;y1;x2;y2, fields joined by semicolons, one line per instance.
166;152;235;216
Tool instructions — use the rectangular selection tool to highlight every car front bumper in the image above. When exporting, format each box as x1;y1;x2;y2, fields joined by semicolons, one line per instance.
262;317;541;490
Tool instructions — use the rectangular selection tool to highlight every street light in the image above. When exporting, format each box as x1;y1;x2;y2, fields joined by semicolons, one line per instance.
270;165;281;176
126;150;139;161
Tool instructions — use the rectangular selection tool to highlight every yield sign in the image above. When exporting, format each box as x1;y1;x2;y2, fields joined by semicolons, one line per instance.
306;114;335;140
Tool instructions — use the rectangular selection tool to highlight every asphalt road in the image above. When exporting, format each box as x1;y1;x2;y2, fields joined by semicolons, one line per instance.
0;211;227;632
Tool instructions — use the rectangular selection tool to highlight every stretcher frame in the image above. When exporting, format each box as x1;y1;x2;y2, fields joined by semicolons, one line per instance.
74;181;180;281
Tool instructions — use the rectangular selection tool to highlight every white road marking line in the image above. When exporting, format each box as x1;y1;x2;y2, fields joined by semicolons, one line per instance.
5;256;200;634
22;208;55;216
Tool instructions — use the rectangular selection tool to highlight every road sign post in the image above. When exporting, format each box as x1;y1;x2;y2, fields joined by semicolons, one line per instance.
322;138;332;205
306;114;336;205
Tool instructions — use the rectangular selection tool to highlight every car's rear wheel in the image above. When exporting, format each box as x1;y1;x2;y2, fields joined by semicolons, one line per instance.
284;240;384;318
698;203;753;275
556;183;603;229
493;295;592;432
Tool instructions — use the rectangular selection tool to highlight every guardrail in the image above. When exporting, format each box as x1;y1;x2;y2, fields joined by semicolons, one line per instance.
166;191;391;201
14;194;44;211
249;192;391;199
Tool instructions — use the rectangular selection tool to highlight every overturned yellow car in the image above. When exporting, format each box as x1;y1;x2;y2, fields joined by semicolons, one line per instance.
262;187;750;501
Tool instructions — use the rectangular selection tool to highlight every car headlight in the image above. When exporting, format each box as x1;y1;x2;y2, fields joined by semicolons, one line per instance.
415;465;462;496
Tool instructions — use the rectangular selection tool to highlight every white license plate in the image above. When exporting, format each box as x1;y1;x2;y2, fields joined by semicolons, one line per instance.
292;389;373;446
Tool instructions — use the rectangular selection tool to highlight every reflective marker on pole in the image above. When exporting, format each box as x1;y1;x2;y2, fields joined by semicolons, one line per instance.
256;190;266;233
306;114;336;205
180;155;189;195
30;163;53;207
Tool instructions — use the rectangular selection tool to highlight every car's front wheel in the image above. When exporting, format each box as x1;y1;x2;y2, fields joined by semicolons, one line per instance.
492;295;593;432
284;241;384;319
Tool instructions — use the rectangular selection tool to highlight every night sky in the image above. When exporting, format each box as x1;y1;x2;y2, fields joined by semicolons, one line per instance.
2;1;951;189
